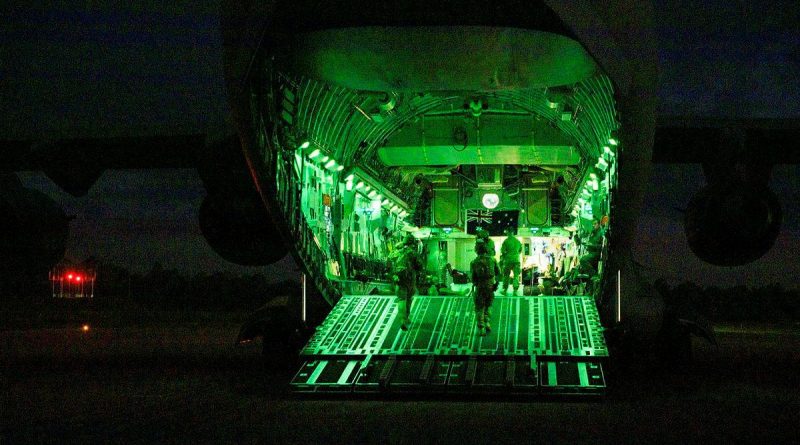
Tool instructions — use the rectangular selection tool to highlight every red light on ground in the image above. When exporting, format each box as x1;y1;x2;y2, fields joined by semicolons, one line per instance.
67;274;74;280
82;324;89;332
75;276;82;282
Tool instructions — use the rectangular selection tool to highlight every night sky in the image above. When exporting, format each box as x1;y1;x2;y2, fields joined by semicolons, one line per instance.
3;1;799;287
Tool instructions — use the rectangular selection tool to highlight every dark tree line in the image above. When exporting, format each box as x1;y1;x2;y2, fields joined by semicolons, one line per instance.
90;262;300;311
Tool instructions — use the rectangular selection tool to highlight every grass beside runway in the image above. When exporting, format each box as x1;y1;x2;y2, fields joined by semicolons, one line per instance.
1;307;798;444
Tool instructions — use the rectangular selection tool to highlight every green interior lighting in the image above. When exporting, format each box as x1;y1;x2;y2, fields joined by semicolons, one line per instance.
269;51;618;396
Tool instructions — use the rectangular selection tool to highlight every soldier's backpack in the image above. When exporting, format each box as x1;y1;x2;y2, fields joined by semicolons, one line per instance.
392;247;417;280
473;256;494;281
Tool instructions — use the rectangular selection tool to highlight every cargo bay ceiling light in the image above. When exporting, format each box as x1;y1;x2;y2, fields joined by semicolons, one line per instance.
482;192;500;209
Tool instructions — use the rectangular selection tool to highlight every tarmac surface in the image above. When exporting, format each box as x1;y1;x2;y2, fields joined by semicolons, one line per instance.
1;310;799;444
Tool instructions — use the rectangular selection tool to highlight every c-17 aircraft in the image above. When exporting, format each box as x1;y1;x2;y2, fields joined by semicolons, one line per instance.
2;0;797;396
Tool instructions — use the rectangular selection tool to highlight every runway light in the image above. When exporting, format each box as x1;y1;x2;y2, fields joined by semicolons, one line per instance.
367;190;377;198
345;174;355;182
308;148;321;159
324;159;336;169
299;141;311;150
82;324;89;332
355;181;364;190
482;192;500;209
321;155;329;163
608;137;619;146
336;165;344;171
381;199;390;206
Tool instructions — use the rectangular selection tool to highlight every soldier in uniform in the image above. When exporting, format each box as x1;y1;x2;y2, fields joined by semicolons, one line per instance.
471;239;500;336
578;218;604;275
500;227;522;295
389;233;421;330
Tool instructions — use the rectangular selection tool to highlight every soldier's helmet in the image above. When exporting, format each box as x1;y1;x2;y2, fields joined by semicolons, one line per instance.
404;233;417;247
475;239;488;255
475;227;489;239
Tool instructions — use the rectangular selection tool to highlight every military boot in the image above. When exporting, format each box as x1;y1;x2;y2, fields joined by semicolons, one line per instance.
475;311;486;336
397;300;410;330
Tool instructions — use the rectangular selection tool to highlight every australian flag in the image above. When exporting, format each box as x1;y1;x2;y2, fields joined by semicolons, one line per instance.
467;209;519;236
466;209;493;235
489;210;520;236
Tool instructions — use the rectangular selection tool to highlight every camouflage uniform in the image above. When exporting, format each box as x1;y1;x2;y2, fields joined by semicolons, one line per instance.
500;232;522;295
578;220;604;275
471;241;500;335
389;236;420;330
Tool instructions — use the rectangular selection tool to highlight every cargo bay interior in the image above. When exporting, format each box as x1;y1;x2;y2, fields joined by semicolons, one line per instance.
259;27;619;395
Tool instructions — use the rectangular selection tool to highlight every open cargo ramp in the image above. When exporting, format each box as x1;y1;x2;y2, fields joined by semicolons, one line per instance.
291;294;608;397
